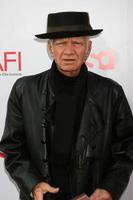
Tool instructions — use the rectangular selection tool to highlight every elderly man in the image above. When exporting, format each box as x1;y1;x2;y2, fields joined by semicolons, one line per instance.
0;11;133;200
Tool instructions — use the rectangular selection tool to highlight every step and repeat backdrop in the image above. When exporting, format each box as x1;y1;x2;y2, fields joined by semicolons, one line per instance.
0;0;133;199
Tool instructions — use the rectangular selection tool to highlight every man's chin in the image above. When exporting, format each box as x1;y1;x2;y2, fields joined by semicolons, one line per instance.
60;62;78;69
62;62;76;67
60;66;77;72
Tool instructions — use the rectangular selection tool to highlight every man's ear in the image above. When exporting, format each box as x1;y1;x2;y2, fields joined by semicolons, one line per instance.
87;40;92;56
47;40;54;57
84;40;92;61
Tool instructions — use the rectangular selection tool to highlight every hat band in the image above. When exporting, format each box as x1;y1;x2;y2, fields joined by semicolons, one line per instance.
47;24;92;33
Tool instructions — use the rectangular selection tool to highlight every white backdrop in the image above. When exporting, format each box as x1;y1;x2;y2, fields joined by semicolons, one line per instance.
0;0;133;199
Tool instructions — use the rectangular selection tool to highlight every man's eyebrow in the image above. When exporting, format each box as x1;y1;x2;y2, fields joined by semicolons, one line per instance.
53;39;66;43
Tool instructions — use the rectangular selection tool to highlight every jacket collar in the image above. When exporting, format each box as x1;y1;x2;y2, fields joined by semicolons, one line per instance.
75;71;105;151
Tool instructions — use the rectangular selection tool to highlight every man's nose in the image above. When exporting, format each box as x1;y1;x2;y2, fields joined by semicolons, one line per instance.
64;42;74;54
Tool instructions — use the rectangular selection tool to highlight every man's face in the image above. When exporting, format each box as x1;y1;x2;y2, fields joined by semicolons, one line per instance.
48;36;92;77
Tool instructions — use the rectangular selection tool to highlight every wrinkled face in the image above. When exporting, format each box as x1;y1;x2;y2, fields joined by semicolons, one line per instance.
48;36;92;77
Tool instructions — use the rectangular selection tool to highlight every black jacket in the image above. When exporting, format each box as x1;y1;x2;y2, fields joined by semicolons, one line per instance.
0;68;133;200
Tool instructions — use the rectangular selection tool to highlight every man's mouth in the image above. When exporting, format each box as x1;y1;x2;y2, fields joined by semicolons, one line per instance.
63;59;75;62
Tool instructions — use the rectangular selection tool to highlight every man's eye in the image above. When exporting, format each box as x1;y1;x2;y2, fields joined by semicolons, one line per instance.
73;42;83;46
55;42;66;46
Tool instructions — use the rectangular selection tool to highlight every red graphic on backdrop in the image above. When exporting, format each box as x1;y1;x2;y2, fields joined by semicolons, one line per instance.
0;51;22;72
0;152;5;158
86;50;115;70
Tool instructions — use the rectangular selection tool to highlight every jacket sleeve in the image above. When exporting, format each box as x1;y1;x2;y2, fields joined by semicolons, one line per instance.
0;80;43;199
99;86;133;200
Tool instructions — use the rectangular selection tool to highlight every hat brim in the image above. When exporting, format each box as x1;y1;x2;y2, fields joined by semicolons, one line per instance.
35;29;103;39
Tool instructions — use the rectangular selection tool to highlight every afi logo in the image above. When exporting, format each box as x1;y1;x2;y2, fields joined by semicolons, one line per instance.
0;51;22;72
0;152;5;158
86;50;115;70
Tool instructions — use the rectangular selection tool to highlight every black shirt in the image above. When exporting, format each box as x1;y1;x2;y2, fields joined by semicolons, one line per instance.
49;61;88;200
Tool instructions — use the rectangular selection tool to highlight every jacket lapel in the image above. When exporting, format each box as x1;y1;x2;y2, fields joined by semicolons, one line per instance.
75;72;105;159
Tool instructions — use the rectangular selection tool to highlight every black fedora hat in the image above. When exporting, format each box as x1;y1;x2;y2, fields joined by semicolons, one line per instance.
35;11;103;39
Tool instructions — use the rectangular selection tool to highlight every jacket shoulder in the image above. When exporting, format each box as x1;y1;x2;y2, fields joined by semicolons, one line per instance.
16;69;49;85
87;71;123;91
10;69;50;98
15;69;49;88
